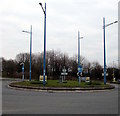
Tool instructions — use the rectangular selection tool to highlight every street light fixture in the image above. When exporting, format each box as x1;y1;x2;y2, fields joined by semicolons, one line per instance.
22;25;32;81
39;3;46;87
104;21;118;28
103;17;118;85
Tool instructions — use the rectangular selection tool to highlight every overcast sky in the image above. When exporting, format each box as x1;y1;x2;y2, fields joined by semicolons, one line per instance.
0;0;119;66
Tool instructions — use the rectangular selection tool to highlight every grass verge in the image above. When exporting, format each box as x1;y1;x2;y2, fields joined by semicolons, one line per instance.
11;80;112;88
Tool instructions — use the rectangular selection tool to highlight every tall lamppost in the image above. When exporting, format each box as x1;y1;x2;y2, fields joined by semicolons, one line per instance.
78;31;83;66
22;25;32;81
103;17;118;84
39;3;46;87
78;31;83;86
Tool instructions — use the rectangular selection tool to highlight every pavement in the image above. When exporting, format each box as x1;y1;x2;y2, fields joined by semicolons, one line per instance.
2;79;119;115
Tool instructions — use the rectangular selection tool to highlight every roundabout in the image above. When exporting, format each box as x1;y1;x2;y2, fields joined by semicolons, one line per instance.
8;80;115;92
2;79;118;114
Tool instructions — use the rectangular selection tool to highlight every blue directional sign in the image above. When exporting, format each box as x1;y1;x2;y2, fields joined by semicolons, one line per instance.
22;66;24;71
78;65;83;73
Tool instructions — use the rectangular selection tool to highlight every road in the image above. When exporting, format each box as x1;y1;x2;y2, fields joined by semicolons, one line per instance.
1;79;119;115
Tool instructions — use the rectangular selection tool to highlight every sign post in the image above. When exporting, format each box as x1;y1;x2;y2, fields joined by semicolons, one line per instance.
78;31;83;86
77;65;83;86
20;62;24;81
61;66;68;82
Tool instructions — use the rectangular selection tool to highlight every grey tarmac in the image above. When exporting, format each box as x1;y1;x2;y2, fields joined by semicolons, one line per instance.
2;79;119;115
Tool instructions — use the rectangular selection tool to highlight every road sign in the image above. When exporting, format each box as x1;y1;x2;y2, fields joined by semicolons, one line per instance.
62;69;66;73
61;72;68;75
77;72;82;76
22;67;24;70
39;75;47;82
78;65;83;73
68;68;72;72
77;72;79;76
102;73;108;76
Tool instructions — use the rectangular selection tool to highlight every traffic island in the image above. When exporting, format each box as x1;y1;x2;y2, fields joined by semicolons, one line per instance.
9;80;115;92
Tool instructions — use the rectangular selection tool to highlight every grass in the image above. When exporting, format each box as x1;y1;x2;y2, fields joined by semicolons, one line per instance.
13;80;111;88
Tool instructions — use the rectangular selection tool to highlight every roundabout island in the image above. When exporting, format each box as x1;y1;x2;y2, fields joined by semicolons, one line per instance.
9;80;115;92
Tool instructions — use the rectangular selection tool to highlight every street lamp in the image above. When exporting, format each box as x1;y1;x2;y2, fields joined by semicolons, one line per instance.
39;3;46;87
78;31;83;86
103;17;118;85
22;25;32;81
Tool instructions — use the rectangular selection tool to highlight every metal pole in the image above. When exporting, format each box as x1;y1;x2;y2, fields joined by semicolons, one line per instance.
20;62;24;81
78;31;80;86
43;3;46;87
103;17;106;85
22;63;24;81
29;25;32;81
78;31;80;66
113;61;114;80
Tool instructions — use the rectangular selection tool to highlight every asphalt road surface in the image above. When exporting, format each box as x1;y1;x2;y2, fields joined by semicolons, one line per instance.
2;79;119;115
